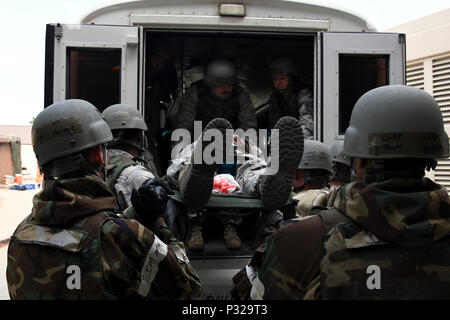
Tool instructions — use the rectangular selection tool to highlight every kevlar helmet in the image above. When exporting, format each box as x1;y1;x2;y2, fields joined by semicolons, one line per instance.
102;104;148;131
298;140;333;174
344;85;449;160
102;104;148;152
331;140;351;167
204;59;237;86
269;57;299;78
32;99;112;169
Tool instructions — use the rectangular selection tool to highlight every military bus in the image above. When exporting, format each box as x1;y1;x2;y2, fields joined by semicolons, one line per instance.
44;0;406;299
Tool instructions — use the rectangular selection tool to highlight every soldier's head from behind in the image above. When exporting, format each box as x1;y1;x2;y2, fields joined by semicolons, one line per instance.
344;85;449;184
293;140;332;193
269;57;299;94
204;59;237;100
102;104;148;158
330;140;351;186
32;99;112;180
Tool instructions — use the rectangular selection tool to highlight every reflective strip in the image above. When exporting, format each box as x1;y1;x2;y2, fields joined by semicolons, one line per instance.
138;235;168;297
14;224;87;252
368;132;445;156
33;117;82;147
246;265;265;300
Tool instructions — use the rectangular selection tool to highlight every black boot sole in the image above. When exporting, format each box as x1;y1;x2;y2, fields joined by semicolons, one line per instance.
261;116;304;210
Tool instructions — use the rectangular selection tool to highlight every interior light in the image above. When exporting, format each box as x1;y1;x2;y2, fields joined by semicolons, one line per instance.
219;3;246;17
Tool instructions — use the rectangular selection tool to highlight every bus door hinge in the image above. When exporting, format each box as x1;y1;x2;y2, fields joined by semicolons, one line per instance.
55;24;63;41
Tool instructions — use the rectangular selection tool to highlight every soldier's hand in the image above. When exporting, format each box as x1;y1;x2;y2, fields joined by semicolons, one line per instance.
131;178;174;225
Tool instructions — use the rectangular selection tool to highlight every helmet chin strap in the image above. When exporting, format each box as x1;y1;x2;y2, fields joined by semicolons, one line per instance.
350;158;431;184
109;130;146;156
350;158;360;183
293;171;330;192
350;169;359;183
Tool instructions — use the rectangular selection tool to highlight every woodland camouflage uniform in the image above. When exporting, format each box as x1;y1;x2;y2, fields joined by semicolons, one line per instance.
268;87;313;140
232;85;450;300
7;99;201;300
233;178;450;299
268;57;314;139
175;80;258;135
103;104;156;211
7;175;202;300
174;59;257;135
106;148;155;211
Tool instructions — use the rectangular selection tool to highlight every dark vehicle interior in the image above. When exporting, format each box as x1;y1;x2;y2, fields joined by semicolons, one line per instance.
144;31;315;172
142;31;314;255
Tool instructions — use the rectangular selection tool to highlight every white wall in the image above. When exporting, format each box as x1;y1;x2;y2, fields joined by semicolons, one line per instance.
21;145;38;179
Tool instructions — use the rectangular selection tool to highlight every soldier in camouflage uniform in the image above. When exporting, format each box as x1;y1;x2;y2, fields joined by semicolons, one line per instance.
232;85;450;300
268;57;314;140
286;140;333;219
172;59;257;250
7;99;201;300
329;140;351;187
292;140;352;219
174;59;258;136
102;104;156;211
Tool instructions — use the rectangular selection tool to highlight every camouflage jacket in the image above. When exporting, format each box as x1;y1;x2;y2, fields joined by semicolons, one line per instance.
106;149;155;211
268;87;313;139
7;174;202;300
232;177;450;299
174;80;257;136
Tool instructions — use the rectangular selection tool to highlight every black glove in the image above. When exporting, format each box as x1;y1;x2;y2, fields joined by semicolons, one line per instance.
131;178;174;225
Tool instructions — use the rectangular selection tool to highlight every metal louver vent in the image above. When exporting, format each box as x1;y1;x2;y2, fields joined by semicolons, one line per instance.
406;61;424;89
433;54;450;191
434;157;450;190
433;55;450;125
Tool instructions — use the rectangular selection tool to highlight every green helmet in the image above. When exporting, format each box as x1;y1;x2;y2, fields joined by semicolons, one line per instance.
32;99;112;169
269;57;299;78
298;140;333;174
204;59;236;86
102;104;148;152
331;140;351;167
102;104;147;131
344;85;449;160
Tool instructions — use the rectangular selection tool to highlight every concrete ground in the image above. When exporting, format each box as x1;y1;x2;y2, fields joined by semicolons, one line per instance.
0;186;40;300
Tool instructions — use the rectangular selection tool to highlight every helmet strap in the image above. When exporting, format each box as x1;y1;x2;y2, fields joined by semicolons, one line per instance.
331;163;351;184
364;159;425;184
303;170;329;189
109;130;146;156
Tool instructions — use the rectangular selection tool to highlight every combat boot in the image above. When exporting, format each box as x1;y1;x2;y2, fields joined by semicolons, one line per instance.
179;118;233;210
224;224;242;250
260;116;304;210
187;225;204;251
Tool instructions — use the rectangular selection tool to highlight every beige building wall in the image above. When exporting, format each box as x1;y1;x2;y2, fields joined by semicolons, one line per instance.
386;8;450;190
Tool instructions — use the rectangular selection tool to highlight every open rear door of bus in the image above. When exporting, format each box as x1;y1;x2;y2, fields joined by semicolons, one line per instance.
44;24;142;113
319;32;406;145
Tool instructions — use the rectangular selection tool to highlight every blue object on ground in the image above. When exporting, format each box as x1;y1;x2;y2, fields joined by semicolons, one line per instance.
10;184;36;191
